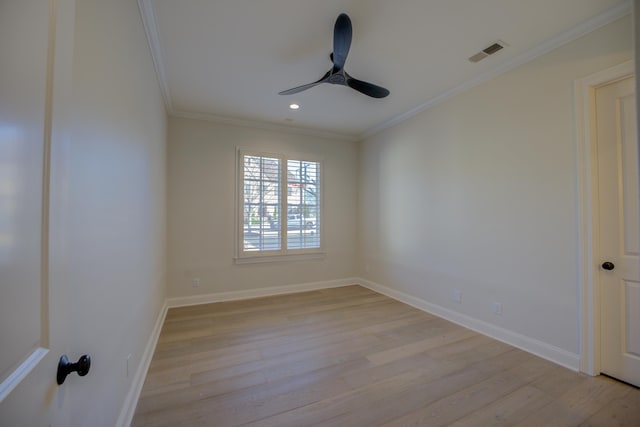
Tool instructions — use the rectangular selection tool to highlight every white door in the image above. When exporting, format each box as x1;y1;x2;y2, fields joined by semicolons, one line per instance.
597;76;640;387
0;0;74;425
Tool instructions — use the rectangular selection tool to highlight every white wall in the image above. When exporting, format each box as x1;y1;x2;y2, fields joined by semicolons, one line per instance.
0;0;167;425
358;16;632;357
167;117;357;298
636;1;640;125
59;0;167;424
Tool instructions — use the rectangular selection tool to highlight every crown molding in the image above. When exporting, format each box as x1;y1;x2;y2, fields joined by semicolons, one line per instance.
171;109;360;142
359;0;632;140
138;0;630;143
137;0;358;142
138;0;172;111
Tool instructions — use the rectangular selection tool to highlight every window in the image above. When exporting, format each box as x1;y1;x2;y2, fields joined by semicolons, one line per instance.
238;150;321;260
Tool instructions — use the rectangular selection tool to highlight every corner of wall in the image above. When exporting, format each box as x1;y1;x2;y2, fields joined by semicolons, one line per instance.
357;278;581;372
115;300;168;427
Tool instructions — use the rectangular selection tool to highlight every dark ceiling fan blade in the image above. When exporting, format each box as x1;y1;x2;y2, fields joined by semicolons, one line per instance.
332;14;352;69
278;71;330;95
346;75;390;98
279;13;388;99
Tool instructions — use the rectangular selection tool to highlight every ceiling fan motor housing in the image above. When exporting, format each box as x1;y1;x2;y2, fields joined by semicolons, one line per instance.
328;72;346;84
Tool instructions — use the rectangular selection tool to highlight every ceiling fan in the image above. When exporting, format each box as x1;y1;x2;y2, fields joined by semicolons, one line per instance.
279;13;390;99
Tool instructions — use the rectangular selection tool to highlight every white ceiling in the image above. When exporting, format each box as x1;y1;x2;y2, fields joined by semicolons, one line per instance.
140;0;630;140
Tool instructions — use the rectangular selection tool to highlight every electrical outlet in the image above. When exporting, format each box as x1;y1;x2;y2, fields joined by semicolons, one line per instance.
126;354;132;378
192;277;201;287
453;289;462;304
492;302;503;315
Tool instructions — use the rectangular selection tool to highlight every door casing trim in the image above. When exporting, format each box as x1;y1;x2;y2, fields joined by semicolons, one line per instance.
575;60;634;376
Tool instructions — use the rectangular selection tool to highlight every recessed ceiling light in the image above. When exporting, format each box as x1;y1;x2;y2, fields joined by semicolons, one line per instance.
289;103;300;110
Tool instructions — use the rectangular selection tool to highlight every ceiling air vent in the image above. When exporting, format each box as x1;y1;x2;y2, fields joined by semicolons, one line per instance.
468;40;507;63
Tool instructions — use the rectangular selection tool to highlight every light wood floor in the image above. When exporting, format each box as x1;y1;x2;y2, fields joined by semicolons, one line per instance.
132;285;640;426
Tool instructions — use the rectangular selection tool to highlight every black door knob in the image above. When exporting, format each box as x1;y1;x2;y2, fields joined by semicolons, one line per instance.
601;261;615;271
57;354;91;385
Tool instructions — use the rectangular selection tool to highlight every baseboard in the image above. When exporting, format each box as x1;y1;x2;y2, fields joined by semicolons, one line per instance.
116;276;579;427
116;278;356;425
116;300;169;427
166;278;359;308
357;278;581;372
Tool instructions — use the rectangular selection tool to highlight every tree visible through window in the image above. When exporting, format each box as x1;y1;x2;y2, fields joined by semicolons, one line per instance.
240;152;320;256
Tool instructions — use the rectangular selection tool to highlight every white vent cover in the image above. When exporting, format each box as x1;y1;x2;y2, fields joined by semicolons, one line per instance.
468;40;507;63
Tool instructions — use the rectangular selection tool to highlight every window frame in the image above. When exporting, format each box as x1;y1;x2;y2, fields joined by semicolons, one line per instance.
235;148;324;263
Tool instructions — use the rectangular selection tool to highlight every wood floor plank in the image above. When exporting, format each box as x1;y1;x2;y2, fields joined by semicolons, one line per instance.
131;285;640;427
381;354;557;426
514;372;633;426
366;326;476;365
245;369;434;427
580;388;640;426
449;385;553;427
316;349;538;427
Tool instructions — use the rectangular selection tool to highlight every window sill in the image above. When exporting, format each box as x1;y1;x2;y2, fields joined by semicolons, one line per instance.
234;252;326;265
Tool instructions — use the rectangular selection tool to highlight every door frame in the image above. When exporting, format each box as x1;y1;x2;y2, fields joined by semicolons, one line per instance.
576;60;634;376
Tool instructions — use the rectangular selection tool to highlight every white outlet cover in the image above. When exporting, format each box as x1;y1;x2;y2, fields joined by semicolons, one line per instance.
492;302;503;315
126;354;131;378
453;289;462;303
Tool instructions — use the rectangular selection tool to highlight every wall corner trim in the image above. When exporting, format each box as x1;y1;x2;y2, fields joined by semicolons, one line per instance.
357;278;581;372
115;301;169;427
137;0;173;113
